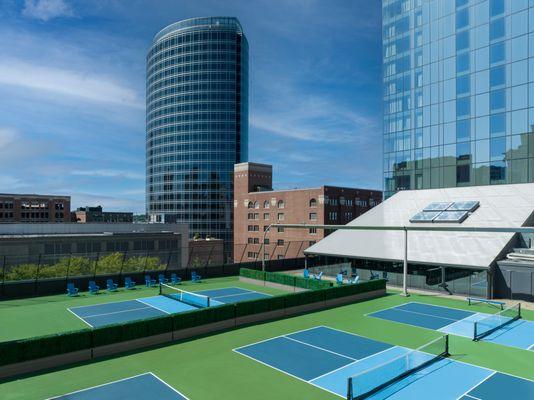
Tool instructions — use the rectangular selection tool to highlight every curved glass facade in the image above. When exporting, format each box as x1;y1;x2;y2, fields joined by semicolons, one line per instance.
383;0;534;198
146;17;248;259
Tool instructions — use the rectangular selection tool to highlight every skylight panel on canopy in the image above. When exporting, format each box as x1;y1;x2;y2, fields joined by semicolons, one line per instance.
447;201;479;212
423;202;453;211
433;210;469;223
410;200;480;224
409;211;441;223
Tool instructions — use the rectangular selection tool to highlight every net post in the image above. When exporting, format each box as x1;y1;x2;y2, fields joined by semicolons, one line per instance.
159;282;162;295
207;297;210;307
346;377;353;400
518;302;521;318
473;322;477;341
444;334;450;356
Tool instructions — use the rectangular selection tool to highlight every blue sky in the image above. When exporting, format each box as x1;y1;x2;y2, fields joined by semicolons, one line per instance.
0;0;382;213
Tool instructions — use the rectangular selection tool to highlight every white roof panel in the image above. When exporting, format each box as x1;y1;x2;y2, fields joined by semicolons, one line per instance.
305;183;534;269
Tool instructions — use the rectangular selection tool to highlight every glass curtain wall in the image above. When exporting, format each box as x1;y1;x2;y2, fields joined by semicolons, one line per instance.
383;0;534;197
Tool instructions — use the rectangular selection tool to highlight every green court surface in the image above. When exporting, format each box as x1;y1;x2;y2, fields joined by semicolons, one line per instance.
0;290;532;400
0;277;286;342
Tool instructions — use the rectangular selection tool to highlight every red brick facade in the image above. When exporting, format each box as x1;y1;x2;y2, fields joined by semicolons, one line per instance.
233;163;382;262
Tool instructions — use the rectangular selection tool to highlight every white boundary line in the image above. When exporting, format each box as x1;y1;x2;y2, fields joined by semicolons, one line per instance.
66;307;94;328
232;348;345;399
233;326;322;352
136;298;171;314
46;372;152;399
454;371;496;400
284;336;356;361
149;372;190;399
309;346;401;383
72;304;156;319
68;298;141;310
527;343;534;350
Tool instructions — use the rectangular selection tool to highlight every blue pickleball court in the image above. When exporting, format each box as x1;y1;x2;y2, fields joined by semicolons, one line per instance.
68;287;271;328
234;326;534;399
369;302;534;351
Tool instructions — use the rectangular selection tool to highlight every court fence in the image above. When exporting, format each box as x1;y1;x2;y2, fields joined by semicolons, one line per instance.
0;252;328;300
0;275;386;379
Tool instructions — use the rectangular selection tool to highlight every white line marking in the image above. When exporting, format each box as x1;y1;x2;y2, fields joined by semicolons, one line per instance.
454;371;496;400
66;307;94;328
464;395;482;400
68;296;151;310
385;307;463;323
46;372;154;399
233;326;323;352
232;348;345;399
309;346;400;383
148;372;190;399
527;343;534;350
283;336;356;361
136;298;171;314
213;291;272;300
78;305;156;319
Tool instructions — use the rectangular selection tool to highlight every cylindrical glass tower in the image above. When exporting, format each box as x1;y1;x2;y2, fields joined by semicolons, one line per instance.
146;17;248;260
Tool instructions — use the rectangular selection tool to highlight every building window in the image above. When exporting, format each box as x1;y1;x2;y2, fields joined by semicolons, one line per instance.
277;200;285;209
248;213;255;220
309;212;317;220
263;200;270;209
309;198;317;207
277;213;284;221
309;227;317;235
263;213;270;220
277;239;284;246
247;237;254;244
247;225;259;232
263;253;269;260
247;202;254;209
277;255;284;260
264;238;270;245
277;227;285;233
254;201;260;209
264;225;270;231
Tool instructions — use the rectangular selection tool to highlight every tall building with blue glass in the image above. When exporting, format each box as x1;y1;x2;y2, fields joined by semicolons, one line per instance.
146;17;248;259
383;0;534;198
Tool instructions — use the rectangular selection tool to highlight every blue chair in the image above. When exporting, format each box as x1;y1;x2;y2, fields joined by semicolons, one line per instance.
88;281;100;294
66;282;79;296
369;271;379;280
145;275;156;287
336;273;343;285
191;271;201;283
171;273;182;285
347;276;360;284
158;274;168;284
313;271;323;280
303;268;310;279
124;277;136;289
106;279;118;292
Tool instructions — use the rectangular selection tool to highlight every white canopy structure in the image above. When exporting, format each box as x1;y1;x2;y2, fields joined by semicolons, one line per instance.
305;183;534;270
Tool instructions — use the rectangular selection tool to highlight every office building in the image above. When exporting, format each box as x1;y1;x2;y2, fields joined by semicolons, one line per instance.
73;206;133;223
0;193;70;223
233;162;382;262
383;0;534;198
146;17;248;261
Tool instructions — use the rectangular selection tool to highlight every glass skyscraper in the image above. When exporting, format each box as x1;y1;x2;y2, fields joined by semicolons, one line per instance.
146;17;248;259
383;0;534;198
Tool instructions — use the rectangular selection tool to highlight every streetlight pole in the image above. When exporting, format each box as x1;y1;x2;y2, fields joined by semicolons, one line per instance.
402;227;409;297
261;224;272;272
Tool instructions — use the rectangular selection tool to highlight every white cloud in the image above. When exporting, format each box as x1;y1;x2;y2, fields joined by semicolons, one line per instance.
71;169;144;180
0;127;18;147
0;59;143;109
22;0;73;21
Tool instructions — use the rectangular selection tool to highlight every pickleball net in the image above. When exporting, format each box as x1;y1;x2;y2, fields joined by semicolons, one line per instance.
347;335;450;399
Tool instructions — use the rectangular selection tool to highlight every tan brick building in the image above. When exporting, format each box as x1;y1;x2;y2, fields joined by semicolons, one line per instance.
233;163;382;262
0;193;70;223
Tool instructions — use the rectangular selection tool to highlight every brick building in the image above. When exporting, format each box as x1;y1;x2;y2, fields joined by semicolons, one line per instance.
73;206;133;223
233;163;382;262
0;193;70;223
